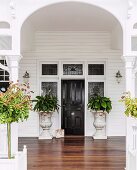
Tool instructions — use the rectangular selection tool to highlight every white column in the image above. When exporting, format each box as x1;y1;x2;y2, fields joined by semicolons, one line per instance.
0;55;22;157
6;55;22;82
124;56;136;169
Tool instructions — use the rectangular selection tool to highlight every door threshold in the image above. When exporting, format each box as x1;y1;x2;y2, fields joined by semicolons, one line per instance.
65;135;84;138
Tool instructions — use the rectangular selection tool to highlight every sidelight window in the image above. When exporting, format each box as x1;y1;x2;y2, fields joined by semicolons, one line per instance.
41;82;57;97
88;82;104;99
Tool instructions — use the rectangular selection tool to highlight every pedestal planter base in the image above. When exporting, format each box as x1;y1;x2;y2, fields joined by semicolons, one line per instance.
39;112;53;139
93;111;107;139
39;129;53;140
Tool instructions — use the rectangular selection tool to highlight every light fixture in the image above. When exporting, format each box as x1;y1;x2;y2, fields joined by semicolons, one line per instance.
115;70;122;84
23;71;30;84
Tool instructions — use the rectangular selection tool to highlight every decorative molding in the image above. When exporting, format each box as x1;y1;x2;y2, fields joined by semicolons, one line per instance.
5;55;22;68
9;0;16;19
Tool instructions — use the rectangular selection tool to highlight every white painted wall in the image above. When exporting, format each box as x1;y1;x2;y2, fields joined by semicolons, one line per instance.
19;31;126;137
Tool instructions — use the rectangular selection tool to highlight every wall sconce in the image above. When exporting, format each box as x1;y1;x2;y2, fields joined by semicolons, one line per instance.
23;71;30;84
115;70;122;84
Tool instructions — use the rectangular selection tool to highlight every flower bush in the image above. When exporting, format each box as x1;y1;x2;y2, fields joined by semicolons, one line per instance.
0;82;32;159
120;92;137;118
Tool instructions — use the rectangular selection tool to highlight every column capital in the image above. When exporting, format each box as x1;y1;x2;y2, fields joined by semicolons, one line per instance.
5;55;22;82
6;55;22;62
6;55;22;68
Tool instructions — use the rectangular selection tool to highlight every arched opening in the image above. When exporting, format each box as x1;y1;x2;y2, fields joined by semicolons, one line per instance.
21;2;123;52
20;2;124;140
0;21;10;29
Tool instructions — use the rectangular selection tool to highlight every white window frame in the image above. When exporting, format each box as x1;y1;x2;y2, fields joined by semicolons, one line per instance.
86;61;106;80
38;59;107;135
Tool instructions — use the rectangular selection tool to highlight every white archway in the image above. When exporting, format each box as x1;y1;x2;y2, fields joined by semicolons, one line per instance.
21;1;123;53
20;0;124;31
19;1;124;139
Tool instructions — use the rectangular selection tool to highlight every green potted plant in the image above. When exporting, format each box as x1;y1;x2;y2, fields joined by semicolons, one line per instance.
33;94;59;139
87;95;112;139
0;82;32;159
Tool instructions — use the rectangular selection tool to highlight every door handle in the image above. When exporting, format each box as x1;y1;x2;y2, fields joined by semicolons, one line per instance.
71;112;75;116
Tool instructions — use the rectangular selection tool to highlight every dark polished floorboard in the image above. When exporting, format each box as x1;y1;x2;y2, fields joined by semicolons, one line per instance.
19;137;126;170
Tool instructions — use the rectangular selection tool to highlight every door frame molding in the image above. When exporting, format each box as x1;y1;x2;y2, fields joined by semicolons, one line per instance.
38;59;107;136
61;79;85;135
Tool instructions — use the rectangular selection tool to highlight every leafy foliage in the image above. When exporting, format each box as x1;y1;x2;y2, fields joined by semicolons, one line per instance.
120;92;137;118
87;95;112;113
33;94;59;113
0;82;32;124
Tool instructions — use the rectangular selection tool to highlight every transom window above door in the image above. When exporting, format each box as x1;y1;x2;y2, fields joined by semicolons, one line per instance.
63;64;83;75
88;64;104;75
42;64;58;75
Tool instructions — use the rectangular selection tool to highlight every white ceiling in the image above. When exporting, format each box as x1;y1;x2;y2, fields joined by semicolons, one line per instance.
28;2;119;31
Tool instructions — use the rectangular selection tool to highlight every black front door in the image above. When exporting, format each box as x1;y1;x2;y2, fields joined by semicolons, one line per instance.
61;80;84;135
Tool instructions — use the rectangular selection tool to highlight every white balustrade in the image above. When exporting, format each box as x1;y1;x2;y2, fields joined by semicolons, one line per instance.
0;145;27;170
127;117;137;170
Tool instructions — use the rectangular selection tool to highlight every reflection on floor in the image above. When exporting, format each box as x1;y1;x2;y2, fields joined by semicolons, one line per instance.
19;136;126;170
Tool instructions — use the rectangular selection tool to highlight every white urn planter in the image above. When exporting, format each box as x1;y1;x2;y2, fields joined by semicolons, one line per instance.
39;112;53;139
93;111;107;139
0;145;27;170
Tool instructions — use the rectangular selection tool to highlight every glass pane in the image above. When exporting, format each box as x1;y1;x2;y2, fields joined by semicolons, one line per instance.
5;76;9;81
88;64;104;75
42;64;57;75
0;82;9;92
88;82;104;99
0;60;4;65
0;71;4;75
5;71;9;75
41;82;57;97
63;64;83;75
0;76;4;81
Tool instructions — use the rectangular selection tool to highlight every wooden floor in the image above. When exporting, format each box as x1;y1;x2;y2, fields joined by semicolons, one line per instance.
19;137;126;170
